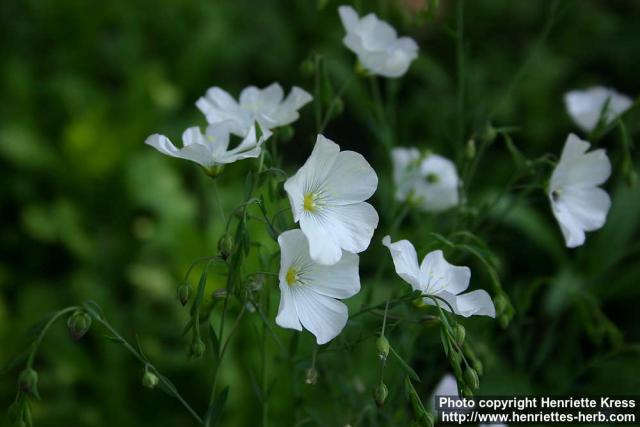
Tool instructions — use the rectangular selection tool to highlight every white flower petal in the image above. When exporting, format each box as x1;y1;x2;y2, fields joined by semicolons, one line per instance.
419;250;470;295
454;289;496;318
431;374;461;413
307;252;360;299
382;235;420;288
275;282;303;331
564;86;633;132
338;5;359;32
292;286;349;345
145;134;211;168
559;187;611;232
324;151;378;204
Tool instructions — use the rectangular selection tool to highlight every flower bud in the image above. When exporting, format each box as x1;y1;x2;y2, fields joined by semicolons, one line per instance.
305;367;318;385
376;336;390;361
493;294;507;316
278;125;295;142
67;311;92;341
18;369;38;395
299;59;315;79
190;338;206;359
374;382;388;407
463;367;479;390
452;324;465;347
472;359;484;376
142;371;159;389
177;284;191;306
461;384;474;399
499;314;510;329
218;234;234;260
480;122;497;144
465;139;476;160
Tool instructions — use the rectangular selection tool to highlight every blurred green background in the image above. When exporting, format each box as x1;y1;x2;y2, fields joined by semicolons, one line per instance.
1;0;639;426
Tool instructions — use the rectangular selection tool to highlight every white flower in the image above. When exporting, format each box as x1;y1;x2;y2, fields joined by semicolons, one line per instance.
564;86;633;133
284;135;379;265
549;133;611;248
196;83;312;137
382;236;495;317
275;229;360;345
338;5;418;78
145;122;270;174
430;374;461;411
392;148;460;212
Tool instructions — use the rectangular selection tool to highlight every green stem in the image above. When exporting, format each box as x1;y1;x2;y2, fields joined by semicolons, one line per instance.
27;306;78;368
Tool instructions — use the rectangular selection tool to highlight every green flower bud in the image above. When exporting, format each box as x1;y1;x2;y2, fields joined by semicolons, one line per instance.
465;139;476;160
67;311;92;341
18;369;38;395
374;382;388;407
376;335;390;361
177;284;191;306
142;371;159;389
461;384;474;399
299;60;315;79
472;359;484;376
331;97;344;117
278;125;295;142
452;324;465;347
190;338;205;358
480;122;497;144
305;367;318;385
493;294;507;316
218;234;234;261
499;314;510;329
464;367;480;390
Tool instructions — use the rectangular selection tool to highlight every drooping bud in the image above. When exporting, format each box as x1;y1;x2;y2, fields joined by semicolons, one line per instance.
142;371;159;389
465;139;476;160
452;324;465;347
67;311;92;341
299;59;315;79
493;294;507;316
177;284;191;306
190;338;206;359
463;367;479;390
217;234;234;261
305;367;318;385
18;369;38;396
480;122;497;144
278;126;294;142
376;335;390;361
472;359;484;376
374;382;388;407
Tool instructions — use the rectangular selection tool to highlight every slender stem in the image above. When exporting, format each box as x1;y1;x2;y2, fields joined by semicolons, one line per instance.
212;180;226;225
84;305;204;425
318;73;355;133
27;306;78;368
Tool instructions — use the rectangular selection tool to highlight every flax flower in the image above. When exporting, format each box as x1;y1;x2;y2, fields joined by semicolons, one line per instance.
564;86;632;133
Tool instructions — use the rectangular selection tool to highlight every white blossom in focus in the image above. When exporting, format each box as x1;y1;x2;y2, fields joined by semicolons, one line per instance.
338;5;418;78
383;236;495;317
145;122;270;175
392;147;460;212
549;133;611;248
196;83;312;137
275;229;360;345
284;135;379;265
564;86;633;133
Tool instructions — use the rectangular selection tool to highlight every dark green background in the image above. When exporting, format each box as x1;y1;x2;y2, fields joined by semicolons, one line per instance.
1;0;639;426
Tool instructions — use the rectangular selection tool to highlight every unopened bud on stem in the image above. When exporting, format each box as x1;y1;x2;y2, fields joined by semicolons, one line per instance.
190;338;205;359
374;382;388;407
452;324;465;347
177;284;191;306
464;367;480;390
376;335;390;361
18;369;38;396
142;371;159;389
67;311;92;341
305;367;318;385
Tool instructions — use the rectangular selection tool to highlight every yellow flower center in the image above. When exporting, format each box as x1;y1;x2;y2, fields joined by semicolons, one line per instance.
285;267;298;286
303;192;317;212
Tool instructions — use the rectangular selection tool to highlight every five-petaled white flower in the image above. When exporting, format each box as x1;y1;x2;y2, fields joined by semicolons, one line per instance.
392;148;460;212
284;134;379;266
196;83;312;137
275;229;360;345
145;122;270;175
338;5;418;78
549;133;611;248
564;86;633;133
382;236;495;317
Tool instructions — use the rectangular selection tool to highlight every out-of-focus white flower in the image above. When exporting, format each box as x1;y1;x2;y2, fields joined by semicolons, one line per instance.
549;134;611;248
430;374;461;411
284;135;379;265
338;5;418;78
392;148;460;212
382;236;495;317
196;83;312;137
275;229;360;345
145;122;270;175
564;86;633;133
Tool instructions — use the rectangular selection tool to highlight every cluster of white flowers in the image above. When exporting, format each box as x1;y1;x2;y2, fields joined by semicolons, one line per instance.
145;4;633;347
